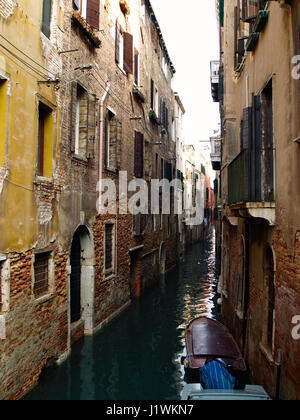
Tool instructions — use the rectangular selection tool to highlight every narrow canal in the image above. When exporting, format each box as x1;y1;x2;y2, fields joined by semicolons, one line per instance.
24;230;220;401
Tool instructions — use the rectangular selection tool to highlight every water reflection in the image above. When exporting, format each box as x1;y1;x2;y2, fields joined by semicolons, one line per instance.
24;229;219;401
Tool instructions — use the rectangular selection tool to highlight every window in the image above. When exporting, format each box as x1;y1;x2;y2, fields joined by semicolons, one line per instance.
38;102;53;178
73;0;100;29
105;110;121;171
34;252;51;298
41;0;52;38
0;79;7;167
134;131;144;178
162;56;168;78
172;118;176;142
150;79;159;117
241;0;267;22
115;20;133;74
0;258;9;313
141;0;146;23
105;223;115;275
160;100;169;134
134;49;140;86
70;82;97;159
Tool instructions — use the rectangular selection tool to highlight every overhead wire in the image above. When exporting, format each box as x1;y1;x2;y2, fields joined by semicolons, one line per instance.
0;43;50;80
0;33;57;78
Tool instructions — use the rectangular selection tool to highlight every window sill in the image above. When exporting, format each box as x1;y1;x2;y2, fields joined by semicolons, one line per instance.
72;154;88;164
35;175;54;185
72;13;102;48
117;64;127;76
103;273;116;282
104;167;118;174
259;342;275;366
33;292;56;306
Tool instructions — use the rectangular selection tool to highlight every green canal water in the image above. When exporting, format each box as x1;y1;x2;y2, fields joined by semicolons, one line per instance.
24;231;220;400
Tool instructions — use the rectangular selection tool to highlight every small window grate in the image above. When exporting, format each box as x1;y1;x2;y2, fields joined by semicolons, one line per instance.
34;253;50;298
105;225;114;272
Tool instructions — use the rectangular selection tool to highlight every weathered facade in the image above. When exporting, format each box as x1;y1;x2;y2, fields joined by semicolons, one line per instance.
0;0;187;400
216;0;300;400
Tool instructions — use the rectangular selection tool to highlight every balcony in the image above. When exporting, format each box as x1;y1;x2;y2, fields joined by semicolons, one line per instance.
210;61;220;102
210;135;221;171
228;149;275;226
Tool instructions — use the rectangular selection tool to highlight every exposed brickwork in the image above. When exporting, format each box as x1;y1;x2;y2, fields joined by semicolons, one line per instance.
0;0;190;401
221;220;300;400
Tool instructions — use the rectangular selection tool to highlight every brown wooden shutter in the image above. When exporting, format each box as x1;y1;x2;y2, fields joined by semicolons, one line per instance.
86;0;100;30
150;79;154;109
123;32;133;74
234;6;238;68
134;131;144;178
115;20;120;64
70;82;77;152
87;93;97;159
134;49;139;85
116;119;122;169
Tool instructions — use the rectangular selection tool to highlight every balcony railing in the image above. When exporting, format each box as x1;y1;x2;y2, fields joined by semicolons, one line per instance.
228;148;274;206
210;61;220;102
210;136;221;171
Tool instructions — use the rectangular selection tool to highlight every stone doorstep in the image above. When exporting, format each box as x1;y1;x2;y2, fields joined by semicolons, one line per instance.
70;319;85;345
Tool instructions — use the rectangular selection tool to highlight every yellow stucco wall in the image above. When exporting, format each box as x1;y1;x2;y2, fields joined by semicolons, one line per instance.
0;79;7;167
0;0;59;252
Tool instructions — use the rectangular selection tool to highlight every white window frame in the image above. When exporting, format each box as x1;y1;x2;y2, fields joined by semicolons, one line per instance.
0;256;10;314
154;85;159;117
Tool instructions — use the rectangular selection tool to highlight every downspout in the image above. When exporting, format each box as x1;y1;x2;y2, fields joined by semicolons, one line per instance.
98;81;110;210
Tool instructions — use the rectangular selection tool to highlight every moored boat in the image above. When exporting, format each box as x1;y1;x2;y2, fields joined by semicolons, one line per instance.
181;317;270;400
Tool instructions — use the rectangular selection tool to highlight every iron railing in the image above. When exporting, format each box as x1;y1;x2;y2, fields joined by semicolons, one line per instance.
228;148;274;205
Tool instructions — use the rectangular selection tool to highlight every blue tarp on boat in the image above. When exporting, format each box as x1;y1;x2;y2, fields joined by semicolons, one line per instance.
199;359;236;390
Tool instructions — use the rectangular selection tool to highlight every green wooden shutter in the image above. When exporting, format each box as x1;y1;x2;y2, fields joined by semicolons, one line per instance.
41;0;52;39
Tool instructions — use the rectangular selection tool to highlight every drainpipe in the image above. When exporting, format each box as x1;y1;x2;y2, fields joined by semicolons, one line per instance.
98;81;110;212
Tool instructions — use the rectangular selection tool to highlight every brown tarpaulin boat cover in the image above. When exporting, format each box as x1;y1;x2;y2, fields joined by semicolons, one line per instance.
186;317;247;372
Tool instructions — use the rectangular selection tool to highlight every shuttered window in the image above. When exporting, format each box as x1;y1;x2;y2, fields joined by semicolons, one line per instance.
134;49;140;86
115;20;121;64
70;83;96;159
38;102;53;179
123;33;133;74
41;0;52;39
105;224;114;273
134;131;144;178
74;0;100;29
150;79;154;109
86;0;100;29
34;253;50;298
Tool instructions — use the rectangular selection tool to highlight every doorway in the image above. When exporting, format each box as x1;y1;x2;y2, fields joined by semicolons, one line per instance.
70;226;95;333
